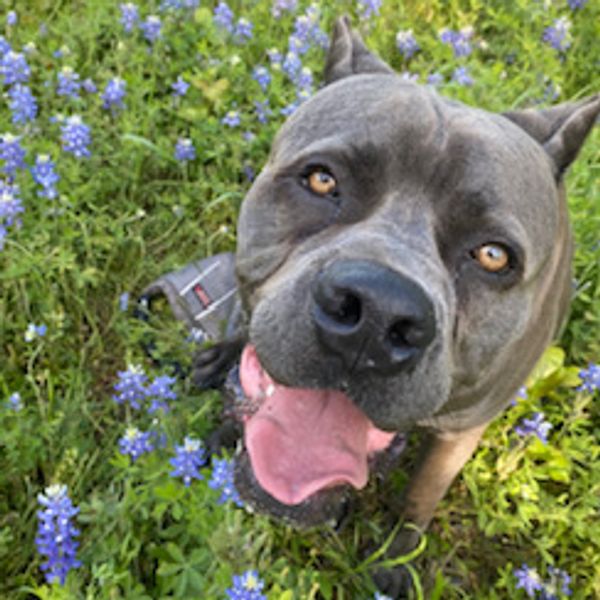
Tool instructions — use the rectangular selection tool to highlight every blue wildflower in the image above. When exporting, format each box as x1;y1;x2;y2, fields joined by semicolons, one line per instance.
283;50;302;82
567;0;587;10
119;292;129;312
214;1;234;33
171;75;189;96
0;35;11;56
140;15;162;43
451;66;473;86
82;78;97;93
427;72;444;86
0;180;23;248
222;110;241;127
113;364;147;410
146;374;177;413
226;570;266;600
209;457;244;506
290;7;326;55
0;133;26;177
234;18;253;42
174;137;196;162
8;392;22;410
56;66;81;99
272;0;297;18
266;48;282;68
514;564;544;598
31;155;60;199
357;0;382;20
0;51;30;85
578;363;600;393
243;164;255;182
252;66;271;91
515;412;553;444
254;99;271;124
542;567;572;599
396;29;420;59
118;426;154;460
6;11;17;27
101;77;127;110
24;323;47;342
120;3;139;33
169;437;206;486
35;484;81;585
280;101;299;117
542;17;571;53
8;84;37;124
439;27;474;58
60;115;91;158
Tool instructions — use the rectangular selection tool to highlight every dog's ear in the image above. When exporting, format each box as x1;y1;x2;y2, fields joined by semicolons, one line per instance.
324;15;394;85
503;94;600;177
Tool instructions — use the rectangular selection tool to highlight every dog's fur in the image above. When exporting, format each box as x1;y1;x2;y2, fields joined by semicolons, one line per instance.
193;17;599;597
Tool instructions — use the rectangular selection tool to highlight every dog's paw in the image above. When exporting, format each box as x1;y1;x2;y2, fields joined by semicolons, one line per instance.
191;337;245;389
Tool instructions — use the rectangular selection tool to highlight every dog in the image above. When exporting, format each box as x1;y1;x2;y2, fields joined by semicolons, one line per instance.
192;17;599;597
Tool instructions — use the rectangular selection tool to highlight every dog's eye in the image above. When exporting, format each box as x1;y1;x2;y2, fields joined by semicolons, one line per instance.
471;243;511;273
305;168;337;196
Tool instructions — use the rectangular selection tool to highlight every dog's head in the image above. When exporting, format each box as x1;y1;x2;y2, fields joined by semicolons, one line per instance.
231;18;599;525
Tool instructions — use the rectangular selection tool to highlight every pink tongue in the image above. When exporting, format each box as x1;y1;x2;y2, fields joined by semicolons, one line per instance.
240;345;395;506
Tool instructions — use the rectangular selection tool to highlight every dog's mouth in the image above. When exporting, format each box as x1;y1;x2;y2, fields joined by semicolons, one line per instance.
238;344;398;507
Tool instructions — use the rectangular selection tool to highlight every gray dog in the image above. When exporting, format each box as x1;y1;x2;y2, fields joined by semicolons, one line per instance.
192;17;599;597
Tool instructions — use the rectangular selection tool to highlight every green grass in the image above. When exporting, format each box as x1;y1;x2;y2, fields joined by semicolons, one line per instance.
0;1;598;598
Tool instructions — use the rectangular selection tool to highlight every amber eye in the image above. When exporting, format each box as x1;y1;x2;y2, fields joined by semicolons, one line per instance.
306;169;337;196
472;243;511;273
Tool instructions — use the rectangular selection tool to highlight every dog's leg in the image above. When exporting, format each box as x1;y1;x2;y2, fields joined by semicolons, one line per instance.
374;423;487;597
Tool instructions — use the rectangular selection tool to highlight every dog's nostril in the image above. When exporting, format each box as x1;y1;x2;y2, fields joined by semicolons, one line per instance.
333;293;361;326
387;319;411;349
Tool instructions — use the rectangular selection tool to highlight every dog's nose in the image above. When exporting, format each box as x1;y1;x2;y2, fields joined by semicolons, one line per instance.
311;260;436;374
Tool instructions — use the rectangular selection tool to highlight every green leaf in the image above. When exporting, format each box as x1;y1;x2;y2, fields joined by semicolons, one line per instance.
527;346;565;384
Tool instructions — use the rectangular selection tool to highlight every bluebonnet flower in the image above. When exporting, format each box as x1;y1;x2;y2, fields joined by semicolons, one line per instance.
283;50;302;82
396;30;420;59
209;457;244;506
113;365;147;409
514;564;544;598
169;437;206;486
542;17;571;53
8;84;37;124
160;0;183;9
171;75;189;96
567;0;588;10
140;15;162;44
101;77;127;110
296;66;313;93
174;137;196;162
280;101;299;117
35;484;81;585
515;412;553;444
243;164;255;182
119;291;129;312
226;570;266;600
427;72;444;86
118;426;154;460
31;155;60;199
272;0;297;18
6;11;17;27
0;51;30;85
120;3;139;33
578;363;600;393
24;323;47;342
357;0;382;19
82;78;97;93
267;48;282;68
222;110;241;127
510;385;528;407
440;27;474;58
0;133;26;177
290;6;327;55
60;115;91;158
146;374;177;413
0;35;11;56
252;66;271;91
234;18;253;42
56;66;81;98
452;66;473;86
0;180;23;248
8;392;22;410
542;567;572;599
214;2;234;33
254;99;271;124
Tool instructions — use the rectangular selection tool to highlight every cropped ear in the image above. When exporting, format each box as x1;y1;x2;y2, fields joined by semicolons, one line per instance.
503;94;600;177
324;16;394;85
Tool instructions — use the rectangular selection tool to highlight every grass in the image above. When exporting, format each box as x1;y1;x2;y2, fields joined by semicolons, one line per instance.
0;0;598;598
